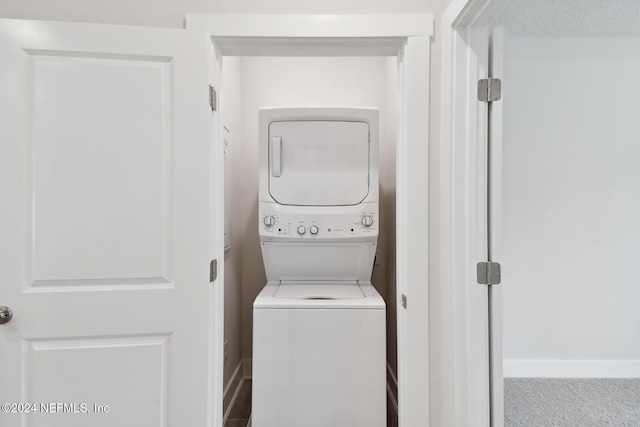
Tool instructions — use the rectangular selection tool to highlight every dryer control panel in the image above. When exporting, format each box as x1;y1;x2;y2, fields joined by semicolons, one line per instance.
259;202;378;241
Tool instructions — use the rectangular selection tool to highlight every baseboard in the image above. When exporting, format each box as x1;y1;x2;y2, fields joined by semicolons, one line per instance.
242;358;252;379
223;362;244;423
504;359;640;378
387;363;398;412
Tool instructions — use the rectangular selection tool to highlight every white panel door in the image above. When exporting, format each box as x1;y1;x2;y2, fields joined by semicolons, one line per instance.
268;121;370;206
0;19;215;427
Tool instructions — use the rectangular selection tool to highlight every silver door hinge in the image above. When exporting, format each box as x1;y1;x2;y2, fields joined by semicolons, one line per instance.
478;78;502;102
209;85;217;111
210;259;218;282
477;261;501;285
401;294;407;309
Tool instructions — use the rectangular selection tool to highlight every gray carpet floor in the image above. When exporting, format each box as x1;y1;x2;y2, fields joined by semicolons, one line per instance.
505;378;640;427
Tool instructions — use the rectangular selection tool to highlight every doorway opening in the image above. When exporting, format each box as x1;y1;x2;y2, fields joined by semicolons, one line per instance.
444;1;640;426
495;1;640;425
220;55;399;427
186;14;434;427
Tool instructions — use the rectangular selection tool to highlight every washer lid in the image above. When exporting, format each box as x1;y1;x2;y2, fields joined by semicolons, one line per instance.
254;281;385;309
274;281;365;299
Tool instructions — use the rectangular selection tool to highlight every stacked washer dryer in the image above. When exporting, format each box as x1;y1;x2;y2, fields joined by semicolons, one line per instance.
253;107;386;427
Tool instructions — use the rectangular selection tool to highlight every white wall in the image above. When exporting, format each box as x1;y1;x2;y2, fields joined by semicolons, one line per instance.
221;57;244;399
383;58;400;382
502;36;640;377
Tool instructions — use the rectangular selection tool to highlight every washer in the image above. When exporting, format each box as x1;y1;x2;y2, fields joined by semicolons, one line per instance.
253;107;385;427
253;281;385;427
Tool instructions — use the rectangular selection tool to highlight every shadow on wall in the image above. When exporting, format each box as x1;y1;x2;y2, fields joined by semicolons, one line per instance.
241;196;265;359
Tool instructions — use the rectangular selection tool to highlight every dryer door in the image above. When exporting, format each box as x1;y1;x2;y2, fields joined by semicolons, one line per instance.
268;120;370;206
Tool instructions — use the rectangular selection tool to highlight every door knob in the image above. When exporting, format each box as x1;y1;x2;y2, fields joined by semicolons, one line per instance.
0;306;13;324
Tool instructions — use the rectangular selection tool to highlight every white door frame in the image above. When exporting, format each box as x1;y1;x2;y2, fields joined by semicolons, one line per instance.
440;1;509;426
185;14;434;427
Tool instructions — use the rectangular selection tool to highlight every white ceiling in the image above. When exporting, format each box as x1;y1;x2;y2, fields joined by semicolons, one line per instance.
493;0;640;37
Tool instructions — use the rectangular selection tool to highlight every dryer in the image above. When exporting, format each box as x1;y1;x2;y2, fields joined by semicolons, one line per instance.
253;107;386;427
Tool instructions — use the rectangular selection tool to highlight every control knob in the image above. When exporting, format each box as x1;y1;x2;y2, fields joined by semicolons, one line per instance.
263;215;275;227
361;215;374;227
297;225;306;235
310;225;319;235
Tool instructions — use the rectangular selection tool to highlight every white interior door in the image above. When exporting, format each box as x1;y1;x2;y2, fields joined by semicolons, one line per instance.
0;19;216;427
465;24;505;427
488;27;505;427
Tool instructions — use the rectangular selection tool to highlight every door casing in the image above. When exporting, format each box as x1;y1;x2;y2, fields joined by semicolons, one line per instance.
185;14;434;427
440;1;510;426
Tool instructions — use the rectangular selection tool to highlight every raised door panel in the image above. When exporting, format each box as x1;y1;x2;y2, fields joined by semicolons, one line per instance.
29;52;173;289
25;336;167;426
